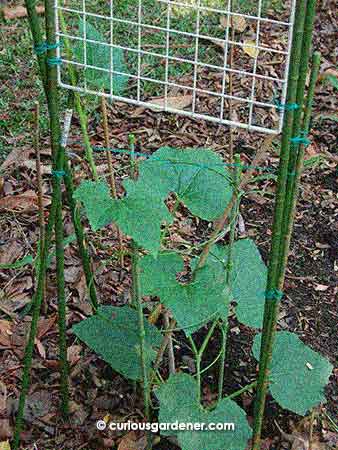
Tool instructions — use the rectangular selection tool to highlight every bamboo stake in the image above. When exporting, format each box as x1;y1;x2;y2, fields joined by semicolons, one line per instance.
278;51;321;281
34;102;47;315
59;11;98;181
44;0;69;417
279;0;318;272
23;0;99;310
252;1;310;447
164;310;176;375
101;96;124;267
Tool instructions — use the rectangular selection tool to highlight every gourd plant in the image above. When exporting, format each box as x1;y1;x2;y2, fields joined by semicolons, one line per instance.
72;146;333;450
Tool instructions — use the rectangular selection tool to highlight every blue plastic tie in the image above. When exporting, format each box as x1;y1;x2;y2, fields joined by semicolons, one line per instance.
34;42;47;55
47;57;62;66
52;169;65;178
265;289;284;302
290;132;311;147
274;99;299;111
34;41;60;55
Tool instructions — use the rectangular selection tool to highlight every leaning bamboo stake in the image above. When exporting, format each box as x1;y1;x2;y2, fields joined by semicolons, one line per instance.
23;0;99;310
101;96;124;266
44;0;69;416
278;51;321;281
33;102;47;315
59;11;98;181
252;1;310;447
279;0;318;272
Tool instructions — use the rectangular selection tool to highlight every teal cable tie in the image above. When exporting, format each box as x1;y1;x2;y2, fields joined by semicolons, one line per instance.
265;289;284;302
47;57;62;66
52;169;65;178
274;99;299;111
290;132;311;147
34;42;47;55
46;42;61;50
288;172;297;177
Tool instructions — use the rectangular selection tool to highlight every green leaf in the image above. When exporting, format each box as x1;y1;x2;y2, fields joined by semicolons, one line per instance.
73;180;115;231
74;148;233;255
72;306;162;381
75;19;129;93
156;373;252;450
142;147;233;221
208;239;267;328
140;252;229;335
253;331;333;415
325;74;338;90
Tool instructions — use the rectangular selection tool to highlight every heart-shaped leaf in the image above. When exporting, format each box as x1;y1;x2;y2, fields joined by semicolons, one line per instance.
72;306;162;381
207;239;267;328
140;252;229;335
156;373;252;450
253;331;333;415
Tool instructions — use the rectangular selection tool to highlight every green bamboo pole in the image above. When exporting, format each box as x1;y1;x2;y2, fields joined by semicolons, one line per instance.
217;154;242;403
279;0;317;272
59;11;98;180
251;1;309;448
44;0;69;417
12;197;57;450
278;51;321;281
23;0;99;310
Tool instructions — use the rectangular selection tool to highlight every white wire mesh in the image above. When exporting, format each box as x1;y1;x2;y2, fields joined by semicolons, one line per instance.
55;0;296;134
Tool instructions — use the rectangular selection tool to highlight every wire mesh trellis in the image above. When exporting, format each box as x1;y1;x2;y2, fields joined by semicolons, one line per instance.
55;0;296;134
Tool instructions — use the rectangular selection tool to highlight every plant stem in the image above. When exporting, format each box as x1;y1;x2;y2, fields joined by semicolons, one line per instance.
218;154;242;403
44;0;69;417
164;310;176;375
59;11;98;180
252;1;310;447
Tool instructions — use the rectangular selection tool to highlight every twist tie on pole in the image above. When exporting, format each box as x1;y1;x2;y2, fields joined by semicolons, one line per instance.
290;132;311;147
34;41;61;55
288;172;297;177
47;57;62;66
52;170;65;178
34;42;47;55
274;98;299;111
265;289;284;302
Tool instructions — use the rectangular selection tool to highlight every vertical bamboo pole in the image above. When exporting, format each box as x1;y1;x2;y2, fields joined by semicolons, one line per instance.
279;0;317;273
278;51;321;279
251;0;309;447
44;0;69;417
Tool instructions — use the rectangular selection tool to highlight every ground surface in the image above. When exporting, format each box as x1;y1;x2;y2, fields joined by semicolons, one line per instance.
0;0;337;449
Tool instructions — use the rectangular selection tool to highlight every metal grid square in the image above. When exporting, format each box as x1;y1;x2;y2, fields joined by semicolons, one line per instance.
55;0;296;134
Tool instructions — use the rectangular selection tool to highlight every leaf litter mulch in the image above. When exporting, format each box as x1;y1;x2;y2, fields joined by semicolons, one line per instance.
0;1;337;450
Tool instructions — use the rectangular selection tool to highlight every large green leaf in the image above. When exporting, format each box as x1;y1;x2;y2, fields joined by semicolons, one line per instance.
75;19;129;94
73;180;115;231
72;306;162;381
74;148;232;255
208;239;267;329
140;252;229;335
253;331;333;415
156;373;252;450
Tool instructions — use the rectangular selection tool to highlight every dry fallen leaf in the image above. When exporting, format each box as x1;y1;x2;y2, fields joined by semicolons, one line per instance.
0;321;12;349
243;40;259;58
220;15;247;32
149;95;193;111
0;191;50;211
118;431;147;450
2;5;44;20
0;241;23;265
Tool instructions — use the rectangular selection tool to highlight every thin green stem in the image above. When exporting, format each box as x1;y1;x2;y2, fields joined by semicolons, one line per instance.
252;1;309;448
